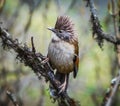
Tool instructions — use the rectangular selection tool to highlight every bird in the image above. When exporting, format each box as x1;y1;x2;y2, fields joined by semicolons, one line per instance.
47;16;79;95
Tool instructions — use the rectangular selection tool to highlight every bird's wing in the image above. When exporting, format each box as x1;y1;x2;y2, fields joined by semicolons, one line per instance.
47;54;55;70
73;41;79;78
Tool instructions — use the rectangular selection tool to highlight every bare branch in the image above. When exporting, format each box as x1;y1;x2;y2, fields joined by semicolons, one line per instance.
31;36;36;53
111;0;119;39
102;73;120;106
118;10;120;32
6;90;19;106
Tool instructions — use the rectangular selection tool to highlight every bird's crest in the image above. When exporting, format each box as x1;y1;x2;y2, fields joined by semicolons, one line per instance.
55;16;75;36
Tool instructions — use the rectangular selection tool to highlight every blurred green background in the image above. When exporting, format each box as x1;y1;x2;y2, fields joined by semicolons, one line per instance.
0;0;119;106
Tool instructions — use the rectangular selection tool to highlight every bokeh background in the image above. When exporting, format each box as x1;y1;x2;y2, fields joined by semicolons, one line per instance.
0;0;119;106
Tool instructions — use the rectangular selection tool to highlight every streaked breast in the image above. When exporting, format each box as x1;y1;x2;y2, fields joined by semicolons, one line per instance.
48;40;75;73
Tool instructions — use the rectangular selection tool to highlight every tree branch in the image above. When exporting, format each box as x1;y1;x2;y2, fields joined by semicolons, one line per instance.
85;0;120;49
0;26;80;106
6;90;19;106
101;72;120;106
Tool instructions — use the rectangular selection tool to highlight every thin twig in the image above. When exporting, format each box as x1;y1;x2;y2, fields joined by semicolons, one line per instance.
111;0;119;39
6;90;19;106
106;72;120;106
102;73;120;106
31;36;36;53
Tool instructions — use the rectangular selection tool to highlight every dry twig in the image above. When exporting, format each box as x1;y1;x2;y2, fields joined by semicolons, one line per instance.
6;90;19;106
102;74;120;106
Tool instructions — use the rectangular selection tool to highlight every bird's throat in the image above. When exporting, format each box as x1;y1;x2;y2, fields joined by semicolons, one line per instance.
52;33;61;42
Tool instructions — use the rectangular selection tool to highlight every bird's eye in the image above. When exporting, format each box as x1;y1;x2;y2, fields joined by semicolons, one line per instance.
59;30;62;33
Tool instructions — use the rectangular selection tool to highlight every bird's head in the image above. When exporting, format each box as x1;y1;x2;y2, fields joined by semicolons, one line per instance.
48;16;76;42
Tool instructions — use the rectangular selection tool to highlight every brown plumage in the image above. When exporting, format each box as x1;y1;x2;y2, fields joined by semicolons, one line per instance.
55;16;74;35
47;16;79;95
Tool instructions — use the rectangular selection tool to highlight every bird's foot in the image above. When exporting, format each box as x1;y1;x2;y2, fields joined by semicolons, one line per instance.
58;81;67;94
41;57;49;64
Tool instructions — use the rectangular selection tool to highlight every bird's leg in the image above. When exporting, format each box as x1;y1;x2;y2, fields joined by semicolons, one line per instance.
58;74;67;94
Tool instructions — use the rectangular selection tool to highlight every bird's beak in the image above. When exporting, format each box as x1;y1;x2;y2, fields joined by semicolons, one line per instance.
47;27;56;33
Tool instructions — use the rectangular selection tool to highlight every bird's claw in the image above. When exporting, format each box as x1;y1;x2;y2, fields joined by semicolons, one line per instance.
41;57;49;64
58;83;66;94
